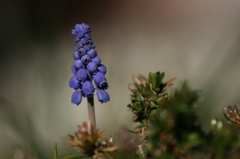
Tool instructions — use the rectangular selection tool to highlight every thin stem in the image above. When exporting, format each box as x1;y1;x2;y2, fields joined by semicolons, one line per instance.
87;96;96;130
53;142;58;159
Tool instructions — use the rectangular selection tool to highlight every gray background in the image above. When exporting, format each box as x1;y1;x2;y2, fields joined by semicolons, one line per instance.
1;0;240;158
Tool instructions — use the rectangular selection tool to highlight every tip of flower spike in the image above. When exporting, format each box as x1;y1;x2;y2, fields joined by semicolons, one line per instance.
74;24;81;29
73;23;91;35
72;23;91;38
82;23;90;33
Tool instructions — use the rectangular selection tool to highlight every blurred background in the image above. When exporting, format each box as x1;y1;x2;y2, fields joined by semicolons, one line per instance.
1;0;240;158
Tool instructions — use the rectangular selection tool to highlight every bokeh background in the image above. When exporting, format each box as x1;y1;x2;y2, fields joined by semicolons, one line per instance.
1;0;240;158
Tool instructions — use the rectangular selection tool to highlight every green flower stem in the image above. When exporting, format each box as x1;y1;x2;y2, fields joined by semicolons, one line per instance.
53;142;58;159
87;96;96;130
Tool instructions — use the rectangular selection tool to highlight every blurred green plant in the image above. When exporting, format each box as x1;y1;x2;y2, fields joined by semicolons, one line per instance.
127;72;176;134
121;72;240;159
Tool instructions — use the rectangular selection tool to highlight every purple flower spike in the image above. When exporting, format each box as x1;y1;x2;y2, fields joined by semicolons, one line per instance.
82;23;90;33
74;60;83;69
73;23;90;35
70;23;109;105
76;69;88;83
83;44;92;51
97;64;107;74
75;48;86;57
75;41;83;49
74;24;82;29
75;36;80;42
81;38;88;45
69;76;81;90
91;44;95;49
87;49;97;58
93;72;108;89
81;55;91;65
85;33;91;39
82;81;95;97
88;39;93;44
97;89;110;103
71;65;78;74
87;62;97;74
91;56;101;65
73;51;80;60
76;32;84;39
71;29;77;36
71;91;82;105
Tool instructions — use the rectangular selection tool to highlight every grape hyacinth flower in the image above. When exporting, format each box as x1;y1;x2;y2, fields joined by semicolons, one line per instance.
97;89;110;103
71;91;82;105
69;23;110;105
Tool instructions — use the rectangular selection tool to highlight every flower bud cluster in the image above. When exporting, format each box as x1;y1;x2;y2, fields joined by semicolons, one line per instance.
64;122;117;157
69;23;110;105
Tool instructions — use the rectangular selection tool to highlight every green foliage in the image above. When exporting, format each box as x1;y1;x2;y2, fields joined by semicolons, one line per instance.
147;81;203;158
54;143;58;159
127;72;171;124
126;73;240;159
